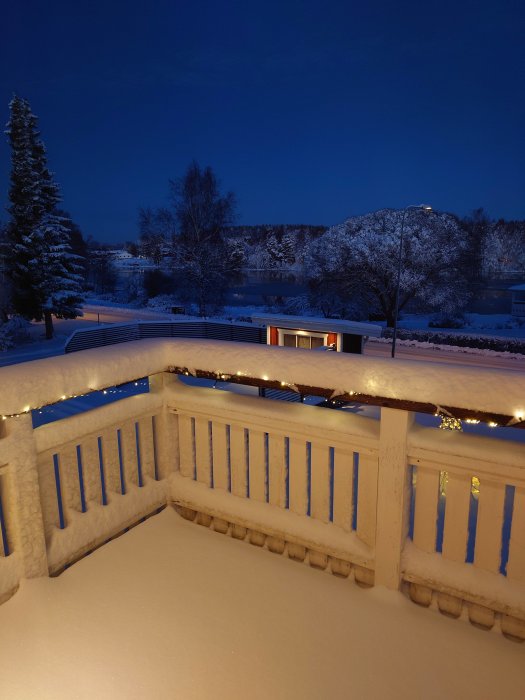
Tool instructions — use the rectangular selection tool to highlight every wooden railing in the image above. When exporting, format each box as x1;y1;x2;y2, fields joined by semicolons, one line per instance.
0;338;524;640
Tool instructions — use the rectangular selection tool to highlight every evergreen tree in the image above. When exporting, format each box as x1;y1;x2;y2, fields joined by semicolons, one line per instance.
4;96;83;337
281;231;296;265
0;222;10;322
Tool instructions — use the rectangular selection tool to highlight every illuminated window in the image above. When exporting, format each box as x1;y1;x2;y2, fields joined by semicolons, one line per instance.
280;330;327;349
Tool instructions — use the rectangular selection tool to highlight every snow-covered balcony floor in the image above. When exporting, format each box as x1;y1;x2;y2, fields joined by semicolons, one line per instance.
0;508;523;700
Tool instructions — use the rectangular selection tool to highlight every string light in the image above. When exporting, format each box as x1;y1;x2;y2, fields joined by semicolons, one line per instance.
0;382;148;421
438;415;463;432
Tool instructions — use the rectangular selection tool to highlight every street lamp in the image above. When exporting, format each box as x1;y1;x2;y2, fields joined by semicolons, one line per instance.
391;204;432;358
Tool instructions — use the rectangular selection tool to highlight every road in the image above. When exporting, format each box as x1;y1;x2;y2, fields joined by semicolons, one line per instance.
81;304;177;325
365;339;525;372
1;304;524;372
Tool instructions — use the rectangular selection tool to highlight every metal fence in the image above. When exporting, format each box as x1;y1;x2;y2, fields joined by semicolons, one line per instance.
64;320;266;353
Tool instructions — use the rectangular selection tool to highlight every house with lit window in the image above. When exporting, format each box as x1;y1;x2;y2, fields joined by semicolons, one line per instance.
251;313;382;353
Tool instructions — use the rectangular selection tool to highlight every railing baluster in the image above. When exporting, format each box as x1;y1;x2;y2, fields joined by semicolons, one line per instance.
310;444;330;523
151;415;159;481
136;416;156;481
0;476;10;556
268;434;286;507
178;414;195;479
53;453;66;529
116;429;126;494
248;430;266;503
211;421;228;491
288;438;308;516
194;417;212;486
97;437;108;505
355;453;378;548
413;466;440;554
230;425;247;497
442;472;471;563
76;445;87;511
332;449;353;532
474;478;506;573
507;486;525;584
135;422;143;487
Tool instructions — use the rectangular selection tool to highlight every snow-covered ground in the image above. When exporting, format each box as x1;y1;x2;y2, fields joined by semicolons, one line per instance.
399;313;525;339
0;507;522;700
1;304;524;369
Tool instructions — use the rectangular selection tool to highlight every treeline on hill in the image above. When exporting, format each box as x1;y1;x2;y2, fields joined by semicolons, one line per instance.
2;99;524;337
89;201;525;325
115;200;524;323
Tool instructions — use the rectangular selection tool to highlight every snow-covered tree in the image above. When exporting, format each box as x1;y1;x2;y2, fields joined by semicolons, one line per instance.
281;231;296;266
226;237;246;275
29;212;84;338
170;162;235;316
0;222;10;322
138;207;174;265
461;208;491;282
4;96;83;338
482;219;525;279
306;208;469;326
266;232;284;267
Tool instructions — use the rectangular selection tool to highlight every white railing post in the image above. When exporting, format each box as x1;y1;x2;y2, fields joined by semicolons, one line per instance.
5;415;48;578
375;408;413;589
149;372;180;478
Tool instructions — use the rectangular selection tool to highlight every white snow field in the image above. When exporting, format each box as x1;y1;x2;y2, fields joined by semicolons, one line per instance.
0;507;523;700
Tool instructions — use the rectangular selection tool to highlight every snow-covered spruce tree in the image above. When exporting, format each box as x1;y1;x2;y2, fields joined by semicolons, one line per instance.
4;96;83;338
306;208;469;325
29;212;84;338
0;222;10;322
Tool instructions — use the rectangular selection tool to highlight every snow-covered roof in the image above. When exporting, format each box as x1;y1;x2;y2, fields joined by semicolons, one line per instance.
251;314;382;337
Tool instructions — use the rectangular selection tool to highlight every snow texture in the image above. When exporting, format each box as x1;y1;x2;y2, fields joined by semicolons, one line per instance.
46;478;167;571
171;473;373;566
403;541;525;616
0;508;522;700
1;338;524;420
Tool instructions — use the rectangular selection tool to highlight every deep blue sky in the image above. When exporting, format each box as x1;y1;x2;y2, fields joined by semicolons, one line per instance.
1;0;524;242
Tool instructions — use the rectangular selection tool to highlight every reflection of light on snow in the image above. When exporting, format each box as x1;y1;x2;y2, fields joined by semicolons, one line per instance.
366;379;377;393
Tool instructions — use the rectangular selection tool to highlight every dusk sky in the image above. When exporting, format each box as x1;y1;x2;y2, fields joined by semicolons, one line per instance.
1;0;524;243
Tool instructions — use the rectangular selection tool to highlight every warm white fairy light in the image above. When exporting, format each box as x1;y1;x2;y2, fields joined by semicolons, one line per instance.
438;415;463;431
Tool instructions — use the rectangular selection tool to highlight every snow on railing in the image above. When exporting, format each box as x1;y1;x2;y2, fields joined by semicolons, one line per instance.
0;338;524;639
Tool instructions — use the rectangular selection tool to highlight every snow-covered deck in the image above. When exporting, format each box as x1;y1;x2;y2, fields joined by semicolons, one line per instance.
0;507;523;700
1;338;525;698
